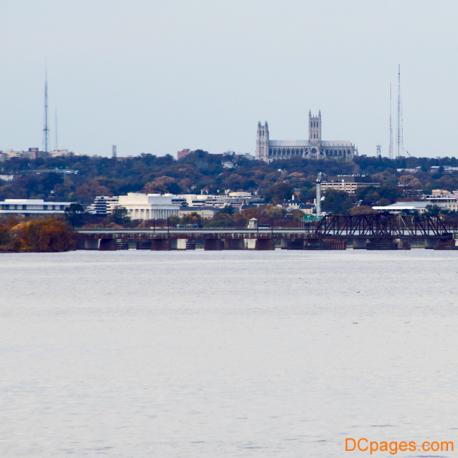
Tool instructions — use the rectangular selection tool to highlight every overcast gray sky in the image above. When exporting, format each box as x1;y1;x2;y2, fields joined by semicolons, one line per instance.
2;0;458;157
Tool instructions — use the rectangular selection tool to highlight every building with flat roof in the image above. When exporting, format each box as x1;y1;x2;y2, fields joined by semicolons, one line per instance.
117;193;180;221
372;202;429;213
424;191;458;212
177;149;192;160
176;192;259;211
321;178;380;195
87;196;119;216
178;207;216;219
0;199;73;215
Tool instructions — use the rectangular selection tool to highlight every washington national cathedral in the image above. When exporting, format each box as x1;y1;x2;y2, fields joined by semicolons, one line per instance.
256;111;357;162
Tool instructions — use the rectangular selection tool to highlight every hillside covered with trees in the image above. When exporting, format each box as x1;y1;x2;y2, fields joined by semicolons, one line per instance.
0;151;457;211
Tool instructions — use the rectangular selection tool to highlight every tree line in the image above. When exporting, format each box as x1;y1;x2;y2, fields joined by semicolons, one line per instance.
0;152;457;208
0;217;74;252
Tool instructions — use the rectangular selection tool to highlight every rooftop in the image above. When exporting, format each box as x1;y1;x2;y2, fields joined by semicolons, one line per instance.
372;201;429;211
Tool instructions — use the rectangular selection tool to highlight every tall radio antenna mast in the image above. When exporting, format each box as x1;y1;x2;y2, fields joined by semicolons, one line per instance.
43;66;49;154
396;64;402;157
389;82;393;159
55;109;58;150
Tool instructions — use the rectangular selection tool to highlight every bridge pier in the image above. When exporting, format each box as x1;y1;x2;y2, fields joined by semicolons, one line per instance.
137;240;152;250
99;238;117;251
151;239;172;251
186;240;196;250
284;239;304;250
255;238;274;250
395;239;411;250
434;238;457;250
352;239;367;249
366;238;398;250
304;239;323;250
224;238;245;250
245;239;256;250
303;238;346;250
322;238;347;250
176;239;188;250
204;238;224;250
79;238;100;250
424;238;437;249
127;240;138;250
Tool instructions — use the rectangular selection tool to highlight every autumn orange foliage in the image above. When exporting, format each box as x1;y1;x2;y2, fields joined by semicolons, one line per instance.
0;217;75;252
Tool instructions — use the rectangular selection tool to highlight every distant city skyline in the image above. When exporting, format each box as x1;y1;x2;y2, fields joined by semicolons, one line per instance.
2;0;458;157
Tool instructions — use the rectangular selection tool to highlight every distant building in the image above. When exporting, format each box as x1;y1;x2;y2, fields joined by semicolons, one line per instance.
321;177;380;195
256;111;357;162
177;149;192;160
0;175;14;182
0;147;74;160
117;193;181;220
1;147;41;160
424;190;458;212
176;192;259;211
222;160;235;169
87;196;119;215
397;167;421;173
96;191;260;221
49;149;74;158
178;207;216;219
372;202;429;213
0;198;73;215
281;200;315;215
430;166;458;173
372;190;458;214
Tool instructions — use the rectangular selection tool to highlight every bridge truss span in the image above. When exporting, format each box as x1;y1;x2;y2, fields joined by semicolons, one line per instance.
315;213;452;238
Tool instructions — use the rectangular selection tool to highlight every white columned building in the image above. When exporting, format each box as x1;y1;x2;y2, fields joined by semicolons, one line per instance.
117;193;180;221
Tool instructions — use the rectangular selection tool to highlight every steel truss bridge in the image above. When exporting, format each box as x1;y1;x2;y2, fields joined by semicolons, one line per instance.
314;213;455;238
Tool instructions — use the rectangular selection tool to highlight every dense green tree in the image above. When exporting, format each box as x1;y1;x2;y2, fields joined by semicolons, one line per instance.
65;203;85;228
322;190;355;215
111;207;130;225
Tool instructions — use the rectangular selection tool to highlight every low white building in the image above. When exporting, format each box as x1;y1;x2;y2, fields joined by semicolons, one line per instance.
87;196;119;215
372;202;429;213
321;179;380;195
424;190;458;212
0;198;73;215
117;193;180;220
178;207;216;219
176;192;256;210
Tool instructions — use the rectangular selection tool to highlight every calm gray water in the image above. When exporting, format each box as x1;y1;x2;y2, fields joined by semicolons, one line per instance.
1;250;457;457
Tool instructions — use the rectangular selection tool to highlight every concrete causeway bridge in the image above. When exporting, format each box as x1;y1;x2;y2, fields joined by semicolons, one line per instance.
77;214;458;251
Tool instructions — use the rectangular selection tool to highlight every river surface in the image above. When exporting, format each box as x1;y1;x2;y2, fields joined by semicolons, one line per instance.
0;250;457;457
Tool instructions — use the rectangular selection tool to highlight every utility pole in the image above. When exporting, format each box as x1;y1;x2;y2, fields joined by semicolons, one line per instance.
315;172;322;217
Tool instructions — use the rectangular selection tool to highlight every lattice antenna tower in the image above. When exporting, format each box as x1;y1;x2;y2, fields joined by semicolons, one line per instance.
43;66;49;154
389;82;393;159
396;64;403;157
54;109;59;151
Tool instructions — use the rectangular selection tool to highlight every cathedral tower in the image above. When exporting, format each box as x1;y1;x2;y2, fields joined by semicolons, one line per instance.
308;111;322;145
256;121;270;161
